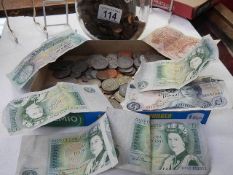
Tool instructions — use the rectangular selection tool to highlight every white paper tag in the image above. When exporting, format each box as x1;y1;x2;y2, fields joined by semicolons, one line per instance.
97;4;122;24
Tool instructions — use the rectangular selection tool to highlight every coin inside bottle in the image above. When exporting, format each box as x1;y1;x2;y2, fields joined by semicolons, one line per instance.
77;0;149;40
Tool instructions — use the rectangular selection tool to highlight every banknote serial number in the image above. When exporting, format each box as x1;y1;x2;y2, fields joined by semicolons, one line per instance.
150;114;172;119
182;166;207;170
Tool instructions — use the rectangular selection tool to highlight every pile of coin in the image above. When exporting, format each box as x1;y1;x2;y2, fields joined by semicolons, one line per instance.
49;51;165;108
77;0;145;40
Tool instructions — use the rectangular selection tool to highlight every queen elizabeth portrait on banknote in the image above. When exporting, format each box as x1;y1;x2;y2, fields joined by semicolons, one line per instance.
168;83;211;109
161;122;202;170
84;125;110;175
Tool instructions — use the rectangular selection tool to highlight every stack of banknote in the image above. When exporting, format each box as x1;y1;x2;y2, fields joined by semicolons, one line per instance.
15;108;210;175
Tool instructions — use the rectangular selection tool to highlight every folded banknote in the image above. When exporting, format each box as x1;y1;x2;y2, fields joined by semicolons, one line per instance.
106;108;151;174
151;119;210;175
143;26;200;60
15;115;118;175
105;108;210;175
7;29;86;89
122;77;232;111
2;82;112;135
134;35;218;91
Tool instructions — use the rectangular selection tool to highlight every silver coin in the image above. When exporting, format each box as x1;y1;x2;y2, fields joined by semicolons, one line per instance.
118;67;134;73
76;78;84;84
70;70;82;79
85;68;94;80
90;55;109;70
76;79;101;87
53;69;71;79
60;77;77;83
145;53;165;62
133;54;143;67
140;55;147;64
105;94;112;99
72;60;88;73
126;67;136;76
102;78;119;92
117;56;134;69
107;54;118;69
116;76;132;86
109;99;122;109
49;60;73;71
89;79;102;87
81;76;89;82
90;70;98;79
119;83;128;97
114;91;124;103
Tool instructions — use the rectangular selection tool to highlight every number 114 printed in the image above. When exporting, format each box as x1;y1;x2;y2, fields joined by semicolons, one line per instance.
97;4;123;24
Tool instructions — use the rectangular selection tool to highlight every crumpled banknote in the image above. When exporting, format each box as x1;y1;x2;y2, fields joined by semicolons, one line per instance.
143;26;200;60
122;77;232;111
134;35;218;91
2;82;111;135
15;115;118;175
7;29;86;89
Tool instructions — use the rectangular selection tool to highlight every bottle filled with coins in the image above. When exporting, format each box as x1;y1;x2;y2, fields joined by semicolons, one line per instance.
76;0;151;40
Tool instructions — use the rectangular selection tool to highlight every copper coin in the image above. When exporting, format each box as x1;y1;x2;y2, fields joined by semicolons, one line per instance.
118;50;132;58
96;69;118;80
